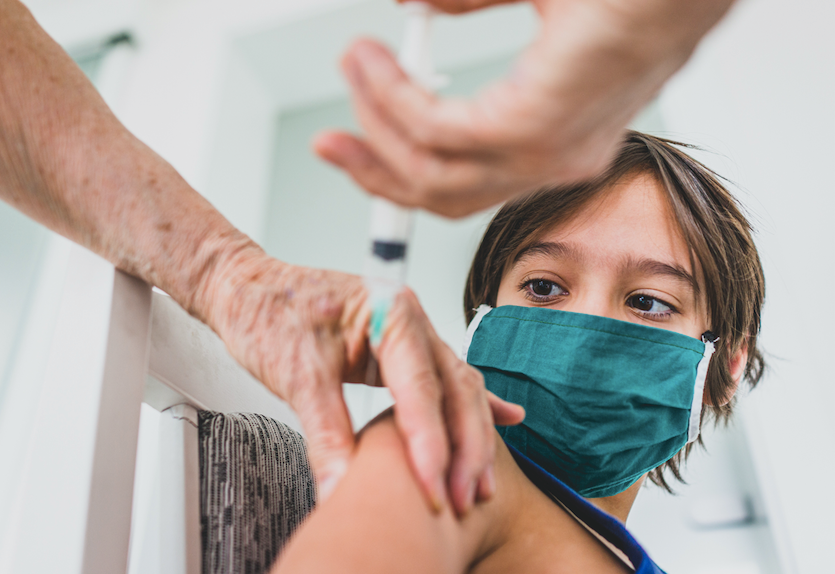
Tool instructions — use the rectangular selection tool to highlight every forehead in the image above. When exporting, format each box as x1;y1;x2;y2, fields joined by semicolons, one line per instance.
525;173;694;274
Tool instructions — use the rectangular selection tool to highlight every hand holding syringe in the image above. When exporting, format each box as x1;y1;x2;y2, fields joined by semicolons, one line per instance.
312;0;524;514
365;2;447;383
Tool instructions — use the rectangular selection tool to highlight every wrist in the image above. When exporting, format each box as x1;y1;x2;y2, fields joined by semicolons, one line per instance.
591;0;734;63
189;235;280;332
536;0;734;69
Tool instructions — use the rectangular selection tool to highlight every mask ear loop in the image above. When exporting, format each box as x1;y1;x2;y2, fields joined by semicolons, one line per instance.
687;332;719;443
461;304;493;361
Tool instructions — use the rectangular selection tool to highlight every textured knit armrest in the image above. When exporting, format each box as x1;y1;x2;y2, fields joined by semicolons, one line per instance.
199;411;316;574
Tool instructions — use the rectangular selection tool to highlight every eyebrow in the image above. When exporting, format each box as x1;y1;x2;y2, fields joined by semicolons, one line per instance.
514;241;581;264
622;256;700;295
513;241;699;294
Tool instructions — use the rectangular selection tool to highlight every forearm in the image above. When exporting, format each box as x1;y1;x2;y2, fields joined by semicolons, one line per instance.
0;0;254;321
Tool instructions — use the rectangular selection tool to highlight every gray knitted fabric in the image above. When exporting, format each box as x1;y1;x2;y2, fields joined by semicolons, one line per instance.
199;411;316;574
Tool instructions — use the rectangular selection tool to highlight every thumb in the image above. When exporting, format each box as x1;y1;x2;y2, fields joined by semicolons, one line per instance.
292;380;356;502
487;391;525;426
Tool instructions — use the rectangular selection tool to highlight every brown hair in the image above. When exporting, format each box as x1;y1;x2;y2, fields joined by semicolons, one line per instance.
464;131;766;491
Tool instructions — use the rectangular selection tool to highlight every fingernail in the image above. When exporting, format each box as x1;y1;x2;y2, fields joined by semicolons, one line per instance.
458;480;477;516
467;480;478;512
484;466;496;499
353;41;395;78
353;41;381;65
430;477;446;514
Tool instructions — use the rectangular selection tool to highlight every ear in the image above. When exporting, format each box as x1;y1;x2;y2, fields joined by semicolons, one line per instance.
703;342;748;407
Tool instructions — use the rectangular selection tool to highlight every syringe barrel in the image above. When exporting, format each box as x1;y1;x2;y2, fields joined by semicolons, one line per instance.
366;198;412;293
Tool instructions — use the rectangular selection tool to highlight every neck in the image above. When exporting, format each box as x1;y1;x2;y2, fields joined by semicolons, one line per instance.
472;446;641;574
586;475;645;522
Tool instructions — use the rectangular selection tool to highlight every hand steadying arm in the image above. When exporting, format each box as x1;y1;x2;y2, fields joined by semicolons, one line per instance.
0;0;523;512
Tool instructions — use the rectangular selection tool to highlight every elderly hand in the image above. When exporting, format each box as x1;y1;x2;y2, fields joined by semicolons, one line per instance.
199;244;525;513
315;0;735;217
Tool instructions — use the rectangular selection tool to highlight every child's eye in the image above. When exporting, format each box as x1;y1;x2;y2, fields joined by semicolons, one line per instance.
626;294;675;317
521;278;567;301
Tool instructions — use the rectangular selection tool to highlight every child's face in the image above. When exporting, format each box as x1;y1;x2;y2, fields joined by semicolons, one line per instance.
496;172;709;340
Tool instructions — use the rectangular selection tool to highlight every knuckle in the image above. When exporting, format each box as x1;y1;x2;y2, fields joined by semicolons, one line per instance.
416;184;445;211
409;120;439;149
403;145;430;176
454;362;485;398
418;167;481;216
412;369;444;405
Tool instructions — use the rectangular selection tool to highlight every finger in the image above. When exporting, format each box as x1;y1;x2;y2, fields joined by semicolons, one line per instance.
322;96;494;217
342;44;449;182
344;39;483;152
286;339;357;502
345;85;444;206
313;130;412;202
294;384;355;501
478;393;523;502
432;336;495;515
476;463;496;503
333;80;430;194
487;390;526;426
377;291;450;512
331;80;505;216
343;40;543;216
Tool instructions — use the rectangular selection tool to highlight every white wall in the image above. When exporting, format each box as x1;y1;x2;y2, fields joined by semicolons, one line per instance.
655;1;835;571
0;207;47;397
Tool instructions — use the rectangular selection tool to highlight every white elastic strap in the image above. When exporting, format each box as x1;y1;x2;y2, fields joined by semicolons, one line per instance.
687;339;716;443
461;304;493;361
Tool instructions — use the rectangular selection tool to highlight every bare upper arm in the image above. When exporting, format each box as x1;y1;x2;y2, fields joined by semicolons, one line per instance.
272;411;483;574
271;411;635;574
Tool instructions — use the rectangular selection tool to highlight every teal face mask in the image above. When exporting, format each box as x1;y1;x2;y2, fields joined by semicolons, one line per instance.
462;305;716;499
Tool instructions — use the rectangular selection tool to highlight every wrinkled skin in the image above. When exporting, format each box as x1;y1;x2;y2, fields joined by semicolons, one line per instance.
0;0;523;514
315;0;736;217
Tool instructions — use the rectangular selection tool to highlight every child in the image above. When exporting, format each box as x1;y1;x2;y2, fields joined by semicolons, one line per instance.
272;131;765;574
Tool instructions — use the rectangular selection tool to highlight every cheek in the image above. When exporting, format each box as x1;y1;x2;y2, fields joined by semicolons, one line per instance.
680;320;709;340
494;278;517;307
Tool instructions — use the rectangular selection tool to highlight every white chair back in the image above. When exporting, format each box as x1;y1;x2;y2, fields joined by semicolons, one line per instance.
2;244;300;574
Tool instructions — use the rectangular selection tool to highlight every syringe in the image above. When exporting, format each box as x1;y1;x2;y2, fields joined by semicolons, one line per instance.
365;2;445;380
